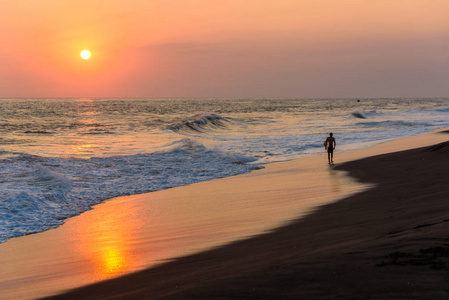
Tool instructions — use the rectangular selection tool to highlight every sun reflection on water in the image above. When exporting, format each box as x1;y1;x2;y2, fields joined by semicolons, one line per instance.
72;144;94;159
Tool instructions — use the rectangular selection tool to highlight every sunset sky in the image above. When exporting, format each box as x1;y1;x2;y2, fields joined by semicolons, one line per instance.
1;0;448;98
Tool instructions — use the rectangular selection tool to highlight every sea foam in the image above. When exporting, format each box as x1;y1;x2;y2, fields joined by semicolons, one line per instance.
0;139;260;243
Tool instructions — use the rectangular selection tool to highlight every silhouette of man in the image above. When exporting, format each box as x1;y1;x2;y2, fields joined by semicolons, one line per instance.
324;133;336;164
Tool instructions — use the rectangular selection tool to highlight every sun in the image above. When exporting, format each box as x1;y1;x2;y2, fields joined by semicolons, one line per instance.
80;50;91;60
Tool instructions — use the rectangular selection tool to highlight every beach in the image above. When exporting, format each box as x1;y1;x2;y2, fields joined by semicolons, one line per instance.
0;129;447;299
2;0;449;298
46;130;449;299
0;132;365;299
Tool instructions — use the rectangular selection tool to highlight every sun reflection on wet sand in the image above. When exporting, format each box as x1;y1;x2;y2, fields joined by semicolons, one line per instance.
102;247;126;276
74;199;143;281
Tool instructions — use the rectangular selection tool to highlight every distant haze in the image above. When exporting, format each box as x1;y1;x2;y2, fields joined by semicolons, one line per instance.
1;0;448;98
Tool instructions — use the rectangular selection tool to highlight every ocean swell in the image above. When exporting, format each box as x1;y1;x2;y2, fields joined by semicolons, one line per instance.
355;120;432;129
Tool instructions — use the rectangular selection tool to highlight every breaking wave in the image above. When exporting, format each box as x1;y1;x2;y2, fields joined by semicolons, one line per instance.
0;140;260;243
166;113;230;133
351;109;381;119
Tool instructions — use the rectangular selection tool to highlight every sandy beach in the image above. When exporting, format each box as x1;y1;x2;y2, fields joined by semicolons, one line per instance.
45;130;449;300
0;130;448;299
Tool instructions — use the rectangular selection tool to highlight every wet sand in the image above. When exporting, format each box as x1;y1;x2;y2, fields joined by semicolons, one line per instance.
39;130;449;299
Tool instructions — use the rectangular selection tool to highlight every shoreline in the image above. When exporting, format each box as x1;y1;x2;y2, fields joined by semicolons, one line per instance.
0;124;445;245
1;136;366;299
45;129;449;299
1;129;448;299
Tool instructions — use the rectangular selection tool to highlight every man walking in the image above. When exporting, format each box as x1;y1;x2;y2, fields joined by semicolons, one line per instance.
324;133;336;164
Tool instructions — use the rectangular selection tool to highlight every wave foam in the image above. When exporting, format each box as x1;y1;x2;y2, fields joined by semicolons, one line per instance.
0;141;260;243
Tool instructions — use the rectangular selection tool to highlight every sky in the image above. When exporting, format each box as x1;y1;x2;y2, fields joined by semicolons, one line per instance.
1;0;448;98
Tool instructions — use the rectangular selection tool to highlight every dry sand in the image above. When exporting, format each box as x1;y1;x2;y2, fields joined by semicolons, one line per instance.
39;130;449;300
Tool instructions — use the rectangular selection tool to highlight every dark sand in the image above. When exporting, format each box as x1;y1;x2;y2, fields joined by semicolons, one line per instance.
45;139;449;299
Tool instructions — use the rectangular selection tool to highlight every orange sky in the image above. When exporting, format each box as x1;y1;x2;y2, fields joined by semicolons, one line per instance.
1;0;448;98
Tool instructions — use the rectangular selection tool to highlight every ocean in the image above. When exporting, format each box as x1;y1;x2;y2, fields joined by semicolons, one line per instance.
1;98;448;243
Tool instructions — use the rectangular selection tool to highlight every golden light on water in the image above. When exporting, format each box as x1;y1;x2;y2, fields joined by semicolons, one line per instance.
80;50;91;60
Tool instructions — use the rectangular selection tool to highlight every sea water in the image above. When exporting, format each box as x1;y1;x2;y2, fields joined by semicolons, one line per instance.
1;98;448;243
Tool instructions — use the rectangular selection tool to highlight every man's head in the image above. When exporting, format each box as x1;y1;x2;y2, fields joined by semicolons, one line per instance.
330;133;333;137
